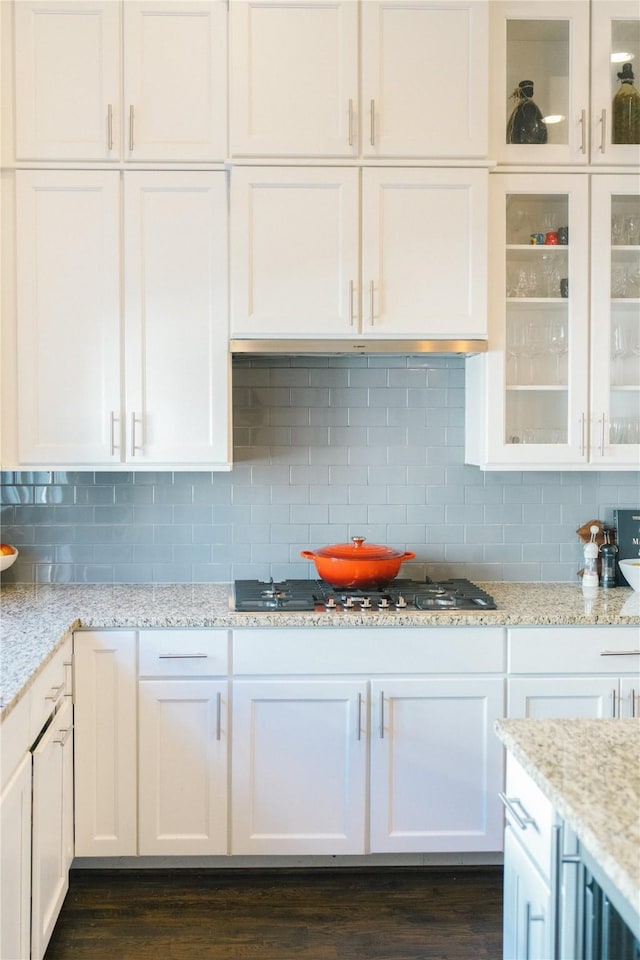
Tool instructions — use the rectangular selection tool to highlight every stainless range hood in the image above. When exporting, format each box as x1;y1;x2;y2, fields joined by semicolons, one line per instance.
230;338;488;357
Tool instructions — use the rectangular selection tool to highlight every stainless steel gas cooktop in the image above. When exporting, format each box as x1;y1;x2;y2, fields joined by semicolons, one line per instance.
232;578;497;613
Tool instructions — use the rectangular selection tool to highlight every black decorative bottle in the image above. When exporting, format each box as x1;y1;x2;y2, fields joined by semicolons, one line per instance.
612;62;640;144
506;80;548;144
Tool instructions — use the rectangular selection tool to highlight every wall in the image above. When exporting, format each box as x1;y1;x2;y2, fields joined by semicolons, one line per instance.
1;357;638;584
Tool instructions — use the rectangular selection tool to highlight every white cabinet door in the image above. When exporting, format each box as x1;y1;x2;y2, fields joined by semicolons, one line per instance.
361;0;488;158
508;676;617;719
231;679;367;855
489;0;590;166
590;1;640;166
14;1;121;160
589;175;640;468
15;170;121;466
369;677;504;853
138;679;228;855
230;166;359;338
123;171;230;467
74;631;137;857
502;823;554;960
361;168;488;338
123;1;227;161
229;0;358;157
0;754;31;960
31;699;74;960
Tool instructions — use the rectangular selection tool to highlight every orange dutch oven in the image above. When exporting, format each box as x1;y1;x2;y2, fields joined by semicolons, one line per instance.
301;537;415;589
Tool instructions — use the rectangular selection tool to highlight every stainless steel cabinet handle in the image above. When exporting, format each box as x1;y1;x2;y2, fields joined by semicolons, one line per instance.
611;688;617;718
348;99;354;147
45;683;65;702
600;650;640;656
349;279;355;326
53;726;72;746
130;412;142;456
630;689;638;718
109;411;119;456
158;653;208;659
216;691;222;741
579;412;586;456
379;690;385;738
579;108;586;154
107;103;113;151
498;792;537;831
370;99;375;146
369;280;375;325
356;692;362;741
599;413;606;456
129;105;135;151
600;108;606;153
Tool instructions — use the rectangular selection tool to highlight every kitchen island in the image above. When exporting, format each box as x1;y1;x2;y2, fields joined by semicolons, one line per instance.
1;581;639;719
495;717;640;953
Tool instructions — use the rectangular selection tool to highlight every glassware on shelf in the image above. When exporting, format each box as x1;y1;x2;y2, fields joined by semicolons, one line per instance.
612;212;626;245
611;319;629;384
506;81;548;144
626;216;640;245
628;264;640;297
611;263;628;298
540;253;560;297
612;63;640;145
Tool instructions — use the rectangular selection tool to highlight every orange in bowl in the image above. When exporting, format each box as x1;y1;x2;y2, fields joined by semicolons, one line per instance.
0;544;18;572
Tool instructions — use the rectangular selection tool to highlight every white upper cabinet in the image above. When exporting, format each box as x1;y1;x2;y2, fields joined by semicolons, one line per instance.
123;172;230;467
229;0;358;157
230;166;360;337
123;1;227;161
361;0;488;158
231;165;488;340
13;169;230;469
14;1;121;161
361;168;487;338
15;170;121;465
229;0;488;159
13;1;227;162
490;0;640;166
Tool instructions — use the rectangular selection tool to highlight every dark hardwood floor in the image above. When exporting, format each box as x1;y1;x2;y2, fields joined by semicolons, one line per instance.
44;866;503;960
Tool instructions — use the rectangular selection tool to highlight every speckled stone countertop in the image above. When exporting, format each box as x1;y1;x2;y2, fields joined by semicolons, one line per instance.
495;718;640;930
1;581;638;719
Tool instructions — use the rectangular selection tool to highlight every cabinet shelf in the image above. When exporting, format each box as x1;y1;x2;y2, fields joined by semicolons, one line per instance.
506;385;568;392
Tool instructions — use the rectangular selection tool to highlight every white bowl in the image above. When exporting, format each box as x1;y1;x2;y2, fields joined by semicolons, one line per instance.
0;547;18;573
619;559;640;592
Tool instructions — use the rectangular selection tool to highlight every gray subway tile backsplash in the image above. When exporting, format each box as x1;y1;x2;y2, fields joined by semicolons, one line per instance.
1;356;639;584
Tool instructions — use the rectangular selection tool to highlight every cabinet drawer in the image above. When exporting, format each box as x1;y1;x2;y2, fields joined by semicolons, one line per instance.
233;627;505;675
503;755;556;881
29;636;72;745
0;694;31;792
508;627;640;675
138;630;229;677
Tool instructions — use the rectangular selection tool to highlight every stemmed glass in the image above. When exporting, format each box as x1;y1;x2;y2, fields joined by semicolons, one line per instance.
611;319;629;386
548;317;568;385
520;319;545;384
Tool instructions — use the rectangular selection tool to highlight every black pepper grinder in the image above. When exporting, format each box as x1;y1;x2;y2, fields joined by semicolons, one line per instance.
600;530;618;589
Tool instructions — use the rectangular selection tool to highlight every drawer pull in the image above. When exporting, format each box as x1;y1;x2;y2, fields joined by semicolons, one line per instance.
356;692;362;741
158;653;208;660
600;650;640;657
45;683;65;702
499;792;538;832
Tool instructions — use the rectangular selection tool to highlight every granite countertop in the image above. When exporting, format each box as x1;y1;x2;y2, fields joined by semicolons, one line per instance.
495;718;640;933
1;581;638;720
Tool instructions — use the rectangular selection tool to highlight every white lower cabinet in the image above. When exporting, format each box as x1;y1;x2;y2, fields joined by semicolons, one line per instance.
503;824;554;960
370;677;504;853
74;629;230;858
138;679;228;855
74;631;138;857
231;679;367;855
31;699;74;960
0;754;31;960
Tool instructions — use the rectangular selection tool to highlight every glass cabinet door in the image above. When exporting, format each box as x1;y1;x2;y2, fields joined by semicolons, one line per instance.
591;1;640;165
486;173;589;466
490;1;590;164
590;176;640;466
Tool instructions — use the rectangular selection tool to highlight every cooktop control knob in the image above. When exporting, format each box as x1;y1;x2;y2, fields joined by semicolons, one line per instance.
396;595;407;609
361;597;371;609
379;598;389;609
326;596;337;610
344;597;354;609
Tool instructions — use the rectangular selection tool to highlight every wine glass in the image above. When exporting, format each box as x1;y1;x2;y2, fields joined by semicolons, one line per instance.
611;319;629;385
548;317;568;384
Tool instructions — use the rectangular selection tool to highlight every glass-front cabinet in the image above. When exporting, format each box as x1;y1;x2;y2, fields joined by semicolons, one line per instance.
491;0;640;166
465;173;640;470
590;175;640;465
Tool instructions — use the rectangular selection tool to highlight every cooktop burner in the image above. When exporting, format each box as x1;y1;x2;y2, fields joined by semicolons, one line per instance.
233;578;496;613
